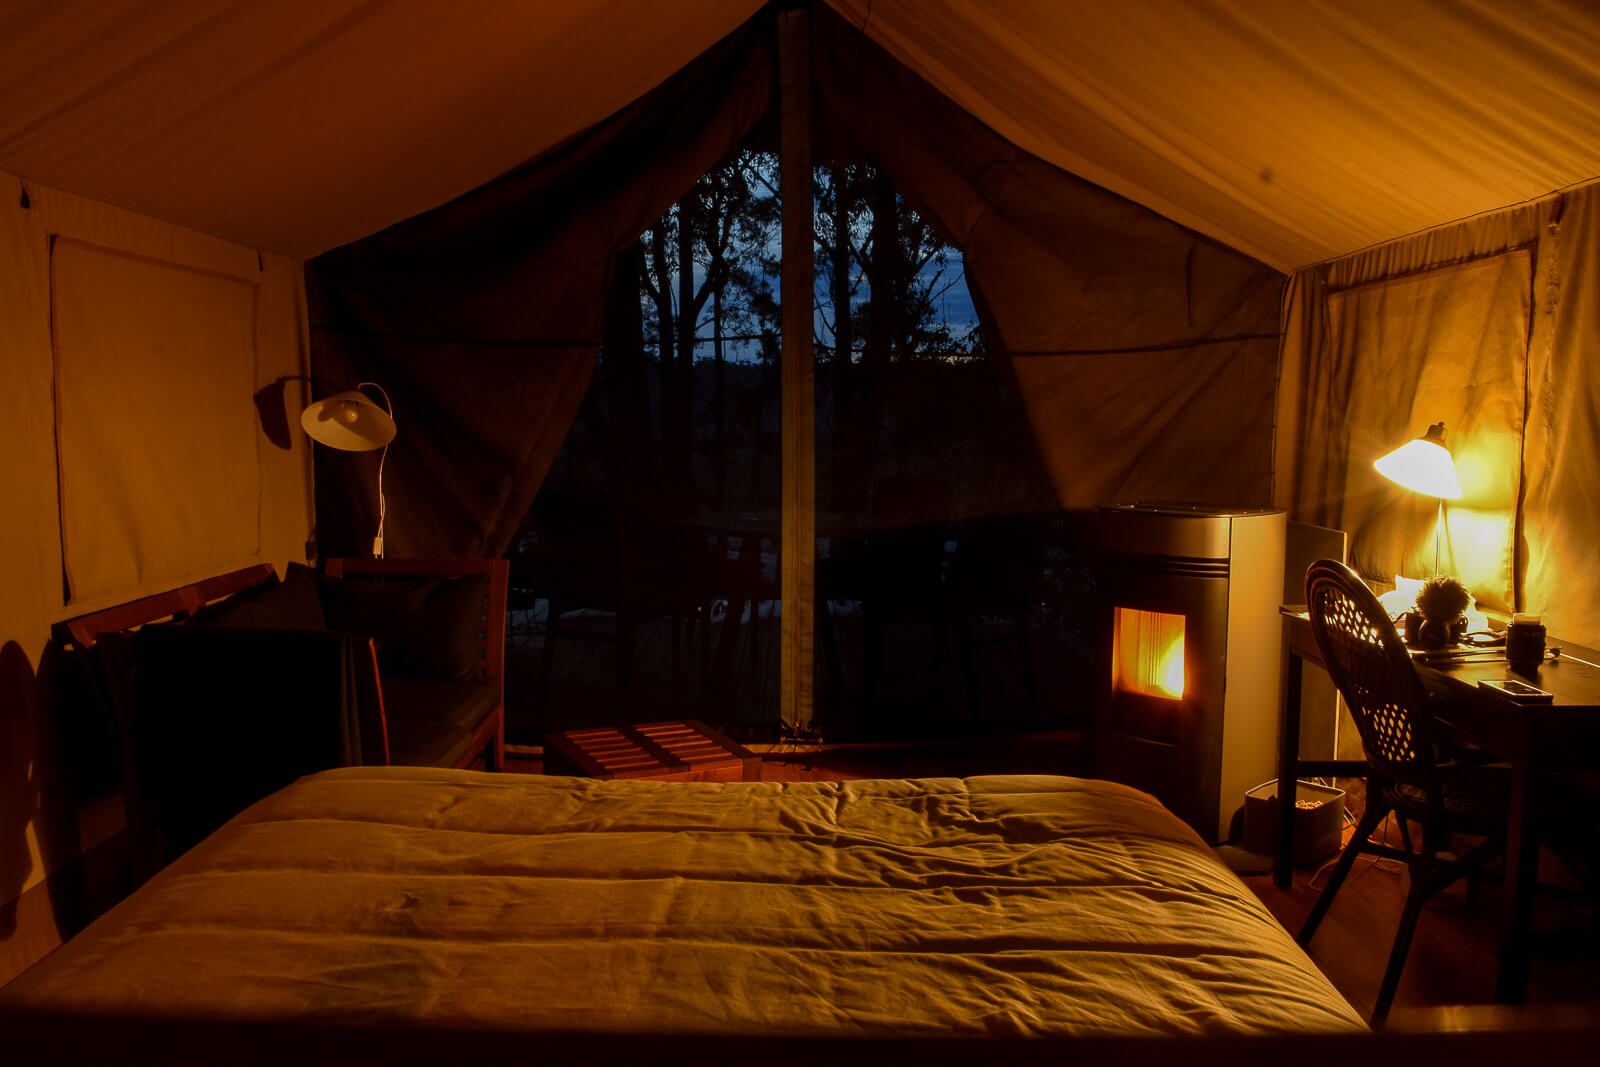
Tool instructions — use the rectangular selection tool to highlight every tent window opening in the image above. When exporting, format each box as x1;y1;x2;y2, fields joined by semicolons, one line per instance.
507;131;1090;748
807;158;1085;744
508;142;785;742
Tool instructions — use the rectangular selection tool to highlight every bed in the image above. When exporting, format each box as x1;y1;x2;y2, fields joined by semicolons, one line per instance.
0;768;1362;1040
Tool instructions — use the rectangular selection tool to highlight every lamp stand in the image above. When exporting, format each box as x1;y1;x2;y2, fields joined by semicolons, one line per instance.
1440;499;1452;575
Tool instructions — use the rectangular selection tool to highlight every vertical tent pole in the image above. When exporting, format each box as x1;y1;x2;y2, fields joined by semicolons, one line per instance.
778;8;814;732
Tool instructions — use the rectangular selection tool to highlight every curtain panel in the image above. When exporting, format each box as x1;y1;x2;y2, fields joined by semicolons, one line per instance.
52;240;262;607
306;15;774;559
810;7;1286;512
1280;182;1600;643
310;4;1288;562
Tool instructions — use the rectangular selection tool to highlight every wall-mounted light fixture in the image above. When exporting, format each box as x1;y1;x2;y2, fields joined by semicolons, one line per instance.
299;383;396;557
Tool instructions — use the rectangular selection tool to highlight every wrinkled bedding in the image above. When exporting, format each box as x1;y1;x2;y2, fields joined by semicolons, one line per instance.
1;768;1362;1034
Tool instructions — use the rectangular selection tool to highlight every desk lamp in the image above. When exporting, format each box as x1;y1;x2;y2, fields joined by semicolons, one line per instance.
1373;421;1461;576
301;383;397;557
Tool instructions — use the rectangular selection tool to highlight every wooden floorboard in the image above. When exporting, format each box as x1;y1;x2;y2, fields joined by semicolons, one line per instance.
1240;833;1599;1023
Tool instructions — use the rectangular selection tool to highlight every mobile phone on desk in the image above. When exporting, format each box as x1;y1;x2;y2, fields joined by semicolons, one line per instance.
1479;678;1554;703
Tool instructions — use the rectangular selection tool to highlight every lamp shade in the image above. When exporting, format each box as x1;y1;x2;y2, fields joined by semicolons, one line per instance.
1373;422;1462;500
300;390;396;452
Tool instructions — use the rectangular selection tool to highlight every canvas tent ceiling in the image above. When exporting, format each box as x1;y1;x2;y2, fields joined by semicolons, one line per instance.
2;0;1597;269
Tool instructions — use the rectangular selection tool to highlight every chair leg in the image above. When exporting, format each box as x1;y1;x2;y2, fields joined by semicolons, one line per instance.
1373;843;1438;1026
1301;796;1389;945
487;709;505;772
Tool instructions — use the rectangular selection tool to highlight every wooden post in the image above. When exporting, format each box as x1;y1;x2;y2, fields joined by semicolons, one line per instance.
778;9;814;732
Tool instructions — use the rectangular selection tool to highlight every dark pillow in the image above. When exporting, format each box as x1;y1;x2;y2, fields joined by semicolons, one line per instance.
319;572;488;681
189;563;327;631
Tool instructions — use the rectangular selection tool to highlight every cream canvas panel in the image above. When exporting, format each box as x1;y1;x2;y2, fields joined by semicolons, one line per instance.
0;0;766;258
826;0;1600;271
53;240;261;607
1320;252;1531;611
1011;337;1278;508
1522;183;1600;644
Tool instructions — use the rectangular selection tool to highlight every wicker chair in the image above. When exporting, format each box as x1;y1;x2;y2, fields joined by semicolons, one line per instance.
1298;559;1510;1025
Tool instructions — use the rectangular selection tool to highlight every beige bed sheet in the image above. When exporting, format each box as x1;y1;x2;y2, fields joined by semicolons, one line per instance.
0;768;1362;1035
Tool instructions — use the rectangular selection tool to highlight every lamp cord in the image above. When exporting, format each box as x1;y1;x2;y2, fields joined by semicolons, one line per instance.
359;382;394;558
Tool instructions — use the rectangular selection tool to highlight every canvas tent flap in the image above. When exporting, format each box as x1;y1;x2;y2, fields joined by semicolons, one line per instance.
825;0;1600;272
1317;252;1531;611
811;9;1284;509
1522;183;1600;645
4;2;1597;268
0;0;766;258
308;16;775;559
310;8;1285;559
1280;180;1600;645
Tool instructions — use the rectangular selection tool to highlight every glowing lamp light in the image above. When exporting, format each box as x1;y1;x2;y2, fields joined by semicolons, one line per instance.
1373;422;1462;576
1113;608;1186;700
1373;422;1461;500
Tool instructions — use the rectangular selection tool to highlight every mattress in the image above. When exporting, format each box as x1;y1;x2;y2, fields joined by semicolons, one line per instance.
0;768;1363;1035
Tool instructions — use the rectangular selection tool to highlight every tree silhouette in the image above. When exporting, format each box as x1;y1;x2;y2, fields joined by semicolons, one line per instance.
586;149;982;514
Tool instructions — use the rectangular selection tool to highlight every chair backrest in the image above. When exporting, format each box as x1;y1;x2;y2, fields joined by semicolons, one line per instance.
323;558;509;684
1304;559;1439;792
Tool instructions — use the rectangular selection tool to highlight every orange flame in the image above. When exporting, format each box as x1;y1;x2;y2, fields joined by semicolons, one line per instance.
1113;608;1185;700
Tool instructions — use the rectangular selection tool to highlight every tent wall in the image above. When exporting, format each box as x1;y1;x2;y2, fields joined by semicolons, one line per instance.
0;171;313;985
0;1;768;260
306;17;774;560
1278;180;1600;646
825;0;1600;273
811;10;1284;511
311;8;1286;561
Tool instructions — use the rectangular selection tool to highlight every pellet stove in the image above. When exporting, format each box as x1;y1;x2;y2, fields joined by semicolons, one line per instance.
1095;503;1286;842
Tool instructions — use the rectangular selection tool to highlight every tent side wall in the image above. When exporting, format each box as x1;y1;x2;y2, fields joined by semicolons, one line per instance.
0;170;315;985
1277;179;1600;647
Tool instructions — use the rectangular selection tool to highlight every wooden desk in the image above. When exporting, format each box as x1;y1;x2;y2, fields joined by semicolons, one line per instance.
1277;607;1600;1002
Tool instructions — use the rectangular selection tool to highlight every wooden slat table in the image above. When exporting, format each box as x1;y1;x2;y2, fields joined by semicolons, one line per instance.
544;720;759;782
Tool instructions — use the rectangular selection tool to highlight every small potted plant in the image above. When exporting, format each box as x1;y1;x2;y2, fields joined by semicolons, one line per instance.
1413;575;1471;650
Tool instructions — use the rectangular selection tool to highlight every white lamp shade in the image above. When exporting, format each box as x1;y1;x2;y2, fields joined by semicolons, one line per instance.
1373;422;1462;500
300;390;396;451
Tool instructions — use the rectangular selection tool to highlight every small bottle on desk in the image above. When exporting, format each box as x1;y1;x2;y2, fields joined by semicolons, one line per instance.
1505;612;1546;672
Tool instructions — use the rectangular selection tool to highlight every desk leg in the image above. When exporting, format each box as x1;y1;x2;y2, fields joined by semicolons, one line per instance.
1275;636;1304;889
1495;756;1538;1002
